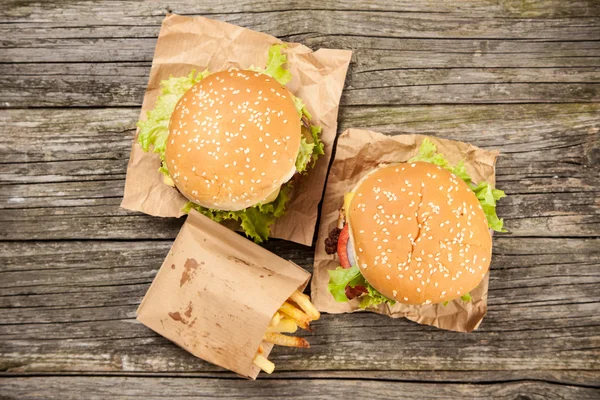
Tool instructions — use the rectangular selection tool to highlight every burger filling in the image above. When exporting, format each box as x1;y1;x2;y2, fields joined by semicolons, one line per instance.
327;139;506;308
137;45;324;243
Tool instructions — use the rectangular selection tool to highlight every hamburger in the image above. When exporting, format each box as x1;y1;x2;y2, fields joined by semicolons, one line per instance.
326;139;505;308
137;45;324;242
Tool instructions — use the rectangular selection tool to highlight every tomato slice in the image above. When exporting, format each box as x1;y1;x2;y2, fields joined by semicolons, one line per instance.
337;224;351;269
346;285;367;300
336;224;368;299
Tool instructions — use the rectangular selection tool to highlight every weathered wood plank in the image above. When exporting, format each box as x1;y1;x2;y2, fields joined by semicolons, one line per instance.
1;317;597;372
2;6;599;39
1;104;597;239
0;108;135;165
0;238;598;373
3;370;599;387
2;104;597;173
1;376;598;400
343;83;600;105
3;0;599;22
3;69;599;108
3;64;600;108
3;35;599;67
1;191;597;239
2;8;600;65
0;310;598;371
2;39;599;108
2;3;598;108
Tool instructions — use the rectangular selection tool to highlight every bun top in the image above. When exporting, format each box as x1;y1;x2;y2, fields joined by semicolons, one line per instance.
165;69;301;211
347;162;492;305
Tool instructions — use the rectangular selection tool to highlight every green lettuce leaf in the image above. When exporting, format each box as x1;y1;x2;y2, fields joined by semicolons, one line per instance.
328;264;395;308
292;94;312;120
296;137;315;173
291;94;324;172
158;161;170;178
310;125;325;167
137;70;210;160
293;91;324;167
451;160;472;185
442;292;471;305
472;182;507;232
295;126;325;173
328;265;363;302
184;182;293;243
408;138;451;169
359;283;396;309
261;44;292;86
408;139;506;232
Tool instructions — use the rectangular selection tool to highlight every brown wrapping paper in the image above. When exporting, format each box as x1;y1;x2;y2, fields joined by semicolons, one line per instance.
311;129;499;332
137;209;310;379
121;14;352;246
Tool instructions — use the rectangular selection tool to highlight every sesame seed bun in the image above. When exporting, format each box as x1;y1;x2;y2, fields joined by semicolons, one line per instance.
165;70;301;211
347;162;492;305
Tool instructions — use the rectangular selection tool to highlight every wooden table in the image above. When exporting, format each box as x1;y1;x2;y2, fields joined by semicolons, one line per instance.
1;1;599;398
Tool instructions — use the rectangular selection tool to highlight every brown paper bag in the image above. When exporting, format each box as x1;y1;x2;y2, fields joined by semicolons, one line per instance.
121;14;352;246
311;129;499;332
137;209;310;379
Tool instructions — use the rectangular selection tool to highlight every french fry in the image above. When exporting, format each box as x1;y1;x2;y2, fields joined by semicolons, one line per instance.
253;354;275;374
269;311;282;328
279;302;311;330
255;294;316;375
264;332;310;349
290;290;321;321
266;318;298;333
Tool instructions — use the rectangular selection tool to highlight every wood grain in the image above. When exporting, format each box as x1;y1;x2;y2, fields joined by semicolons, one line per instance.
1;376;599;400
3;0;599;20
3;12;599;52
2;104;598;239
1;0;599;396
1;1;599;109
2;41;599;108
1;238;598;374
